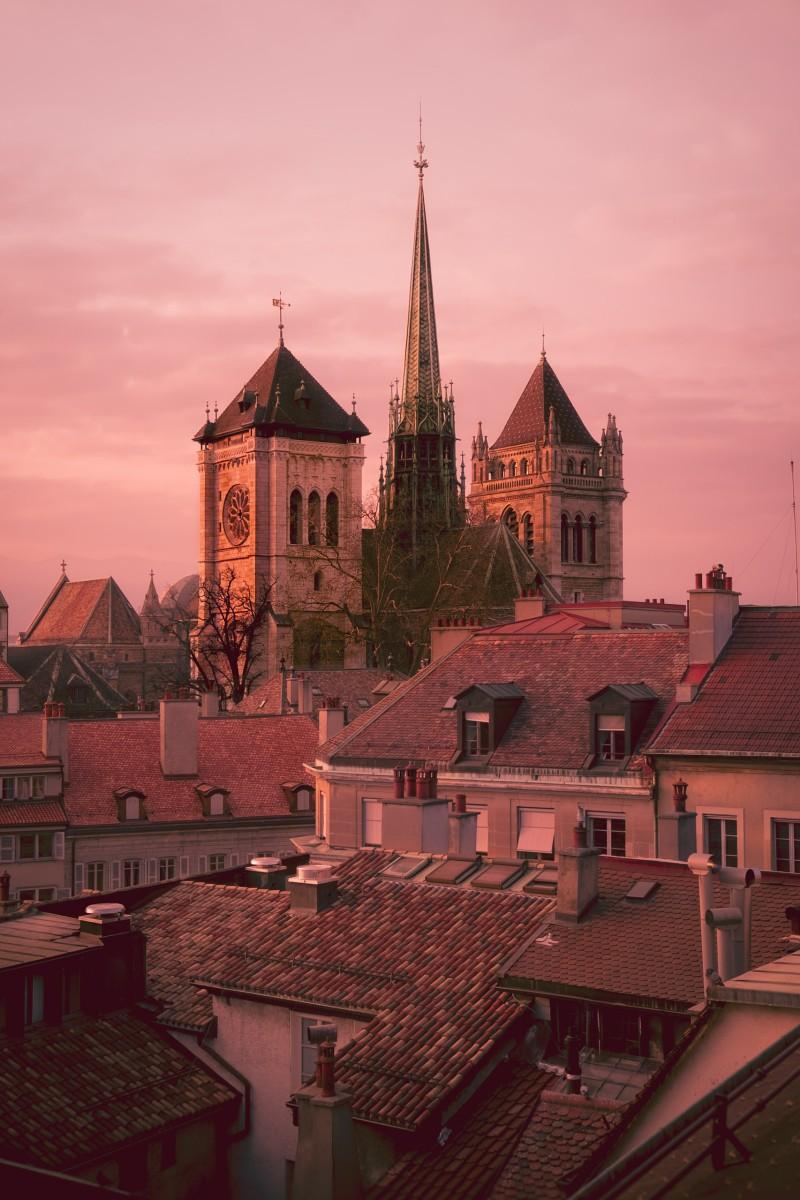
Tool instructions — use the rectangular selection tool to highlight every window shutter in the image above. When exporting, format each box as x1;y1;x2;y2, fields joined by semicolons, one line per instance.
198;855;208;874
230;853;239;867
147;858;158;883
110;861;121;889
0;835;14;863
74;862;85;894
517;809;555;854
597;714;626;731
179;855;190;877
53;832;65;860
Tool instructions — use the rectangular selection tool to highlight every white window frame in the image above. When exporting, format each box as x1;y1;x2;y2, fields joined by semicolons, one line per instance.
208;792;225;817
86;861;105;891
771;818;800;873
123;859;141;888
467;804;489;855
18;831;57;861
158;857;176;882
362;799;382;848
209;853;226;872
703;814;739;867
587;813;627;857
124;794;141;820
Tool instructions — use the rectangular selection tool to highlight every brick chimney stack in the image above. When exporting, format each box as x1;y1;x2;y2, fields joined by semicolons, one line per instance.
555;820;600;922
42;701;69;783
159;692;198;777
688;564;739;666
319;698;346;745
292;1024;363;1200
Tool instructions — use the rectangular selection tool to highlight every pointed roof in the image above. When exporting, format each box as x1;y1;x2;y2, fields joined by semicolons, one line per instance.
8;644;129;715
195;343;369;444
140;571;161;615
401;176;442;410
20;576;141;645
492;353;597;450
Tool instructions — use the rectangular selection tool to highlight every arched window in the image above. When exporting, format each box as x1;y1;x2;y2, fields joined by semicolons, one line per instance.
289;489;302;545
573;514;584;563
566;458;575;475
313;570;322;592
497;461;506;479
589;515;597;564
561;513;570;562
520;458;528;476
308;492;320;546
325;492;339;546
580;459;589;476
502;507;518;537
522;512;533;555
509;460;516;477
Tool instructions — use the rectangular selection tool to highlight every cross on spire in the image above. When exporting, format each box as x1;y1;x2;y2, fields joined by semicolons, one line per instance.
414;106;428;181
272;292;291;346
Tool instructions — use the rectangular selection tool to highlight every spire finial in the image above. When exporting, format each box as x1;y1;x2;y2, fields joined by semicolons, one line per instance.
272;292;291;347
352;393;357;413
149;569;154;582
414;104;428;181
541;329;546;359
60;559;67;575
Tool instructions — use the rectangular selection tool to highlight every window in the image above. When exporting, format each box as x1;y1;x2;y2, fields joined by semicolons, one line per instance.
313;570;322;592
124;794;141;820
1;778;13;800
588;815;626;856
509;460;516;477
308;491;321;545
296;788;312;811
464;712;490;757
705;816;738;867
467;805;489;854
159;857;176;881
208;792;225;816
1;775;46;800
517;809;555;860
580;459;589;476
597;714;626;761
87;861;105;891
363;799;382;847
561;513;570;561
773;821;800;873
17;887;56;903
209;853;226;872
289;489;302;545
300;1016;324;1084
573;514;584;563
503;507;518;537
123;860;141;887
566;458;575;475
589;515;597;563
520;458;528;476
25;975;44;1026
19;832;55;860
325;492;339;546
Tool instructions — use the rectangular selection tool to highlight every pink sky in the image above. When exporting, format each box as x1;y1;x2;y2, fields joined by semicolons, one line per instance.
2;0;799;632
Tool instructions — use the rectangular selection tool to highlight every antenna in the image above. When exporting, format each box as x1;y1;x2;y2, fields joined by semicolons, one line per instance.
272;292;291;346
792;460;799;605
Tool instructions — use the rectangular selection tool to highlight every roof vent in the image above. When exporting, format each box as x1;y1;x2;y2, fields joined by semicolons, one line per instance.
80;901;131;939
85;902;126;920
251;856;281;870
246;856;288;891
289;863;339;914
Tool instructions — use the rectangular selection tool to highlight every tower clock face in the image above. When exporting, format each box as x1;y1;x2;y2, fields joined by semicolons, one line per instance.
222;484;250;546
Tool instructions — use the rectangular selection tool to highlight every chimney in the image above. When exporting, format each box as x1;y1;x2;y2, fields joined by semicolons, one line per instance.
564;1027;583;1095
292;1024;363;1200
689;855;760;991
657;779;696;861
382;794;449;854
514;592;546;622
245;856;288;890
449;799;478;858
289;863;340;914
286;670;299;710
79;903;146;1010
159;694;198;777
319;699;346;745
555;822;600;922
200;687;219;718
688;564;739;666
297;675;314;715
42;702;69;783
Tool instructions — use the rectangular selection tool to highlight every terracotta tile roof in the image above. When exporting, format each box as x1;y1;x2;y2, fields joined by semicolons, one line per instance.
132;851;557;1128
65;713;318;826
492;355;597;451
324;627;688;768
0;1010;238;1170
0;714;54;768
22;576;141;645
196;342;369;443
501;858;800;1009
0;798;65;827
238;667;403;717
490;1090;622;1200
369;1059;551;1199
648;607;800;757
0;659;23;686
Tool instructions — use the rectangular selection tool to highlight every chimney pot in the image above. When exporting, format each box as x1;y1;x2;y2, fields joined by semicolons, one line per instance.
393;766;405;799
405;765;417;798
417;768;429;800
695;573;703;589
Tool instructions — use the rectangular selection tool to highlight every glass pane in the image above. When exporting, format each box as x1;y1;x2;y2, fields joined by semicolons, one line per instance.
774;822;790;872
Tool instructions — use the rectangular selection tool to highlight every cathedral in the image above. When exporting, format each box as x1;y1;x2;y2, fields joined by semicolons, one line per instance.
194;133;626;674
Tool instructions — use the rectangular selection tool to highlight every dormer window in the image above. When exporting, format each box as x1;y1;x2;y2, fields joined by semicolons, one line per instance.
114;788;146;822
597;715;626;761
196;784;230;818
586;683;658;767
465;713;490;757
445;683;524;763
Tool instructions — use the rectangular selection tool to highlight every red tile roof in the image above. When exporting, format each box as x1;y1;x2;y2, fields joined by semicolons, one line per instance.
0;1010;238;1170
501;857;800;1008
0;798;65;827
491;355;597;451
65;713;318;826
369;1058;551;1200
22;576;141;645
323;627;688;768
239;667;403;717
0;659;23;686
648;608;800;757
490;1090;622;1200
132;851;557;1129
0;714;54;768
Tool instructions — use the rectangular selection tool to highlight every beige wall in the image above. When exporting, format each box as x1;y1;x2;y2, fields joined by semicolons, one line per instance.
655;758;800;872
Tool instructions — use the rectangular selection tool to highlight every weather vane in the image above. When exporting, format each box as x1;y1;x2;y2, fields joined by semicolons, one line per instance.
414;104;428;180
272;292;291;346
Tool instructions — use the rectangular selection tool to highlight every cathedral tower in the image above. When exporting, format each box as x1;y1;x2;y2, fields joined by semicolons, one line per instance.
381;134;464;553
468;346;626;601
195;334;368;675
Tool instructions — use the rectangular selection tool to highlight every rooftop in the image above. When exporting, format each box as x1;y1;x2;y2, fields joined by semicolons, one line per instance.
491;354;598;451
21;575;141;646
0;912;93;970
238;666;404;717
648;607;800;758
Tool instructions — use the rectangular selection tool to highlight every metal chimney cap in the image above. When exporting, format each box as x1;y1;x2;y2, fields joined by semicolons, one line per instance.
249;856;281;869
84;902;126;919
295;864;335;884
307;1022;338;1045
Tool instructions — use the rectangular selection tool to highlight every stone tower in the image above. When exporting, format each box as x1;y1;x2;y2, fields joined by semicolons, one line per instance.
380;135;465;554
468;347;625;601
195;337;369;674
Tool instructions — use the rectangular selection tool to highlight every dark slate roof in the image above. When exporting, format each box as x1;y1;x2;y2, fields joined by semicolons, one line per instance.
195;342;369;443
648;607;800;758
8;645;129;716
587;683;657;702
492;354;597;451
